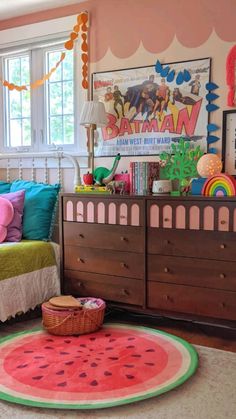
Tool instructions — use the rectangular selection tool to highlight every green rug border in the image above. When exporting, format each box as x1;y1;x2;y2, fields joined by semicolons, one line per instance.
0;323;198;410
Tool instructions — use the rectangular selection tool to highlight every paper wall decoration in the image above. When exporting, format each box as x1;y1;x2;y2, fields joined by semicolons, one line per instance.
0;12;88;91
155;59;191;85
202;174;236;196
226;45;236;107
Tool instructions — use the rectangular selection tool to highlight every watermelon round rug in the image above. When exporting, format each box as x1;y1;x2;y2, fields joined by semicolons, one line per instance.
0;323;198;409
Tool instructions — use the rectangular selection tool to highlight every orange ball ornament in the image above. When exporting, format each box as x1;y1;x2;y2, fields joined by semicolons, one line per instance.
197;154;222;178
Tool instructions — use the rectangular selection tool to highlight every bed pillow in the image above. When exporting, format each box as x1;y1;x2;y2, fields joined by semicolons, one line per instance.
0;196;14;243
10;180;60;241
1;190;25;242
0;181;11;194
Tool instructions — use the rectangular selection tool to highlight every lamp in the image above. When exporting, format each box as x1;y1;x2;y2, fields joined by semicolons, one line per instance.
80;100;107;172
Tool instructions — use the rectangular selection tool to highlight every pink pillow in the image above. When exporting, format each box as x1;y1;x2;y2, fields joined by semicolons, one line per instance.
1;190;25;242
0;197;14;243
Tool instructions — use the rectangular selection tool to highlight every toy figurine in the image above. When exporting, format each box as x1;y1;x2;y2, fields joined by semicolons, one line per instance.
106;180;126;195
93;154;121;185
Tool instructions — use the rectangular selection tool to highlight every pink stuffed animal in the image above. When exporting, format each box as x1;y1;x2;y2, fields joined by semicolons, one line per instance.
0;197;14;243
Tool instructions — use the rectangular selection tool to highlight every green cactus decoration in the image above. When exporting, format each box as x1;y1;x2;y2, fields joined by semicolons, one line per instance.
160;138;203;194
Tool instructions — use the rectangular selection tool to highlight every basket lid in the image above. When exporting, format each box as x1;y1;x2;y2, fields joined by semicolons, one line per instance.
49;295;82;309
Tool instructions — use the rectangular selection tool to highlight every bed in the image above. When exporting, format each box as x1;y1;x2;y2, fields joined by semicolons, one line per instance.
0;151;81;322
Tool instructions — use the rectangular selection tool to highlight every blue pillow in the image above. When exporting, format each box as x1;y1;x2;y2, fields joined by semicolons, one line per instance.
0;181;11;194
10;180;60;240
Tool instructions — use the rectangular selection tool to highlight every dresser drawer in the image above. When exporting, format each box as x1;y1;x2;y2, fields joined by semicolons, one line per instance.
148;255;236;291
63;222;144;253
147;282;236;321
148;228;236;261
64;270;143;306
64;246;144;279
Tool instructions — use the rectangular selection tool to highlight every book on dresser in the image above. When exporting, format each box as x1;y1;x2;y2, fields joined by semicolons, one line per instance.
60;193;236;328
129;161;160;194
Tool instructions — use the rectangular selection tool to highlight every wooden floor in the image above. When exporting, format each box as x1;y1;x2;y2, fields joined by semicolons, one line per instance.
106;309;236;353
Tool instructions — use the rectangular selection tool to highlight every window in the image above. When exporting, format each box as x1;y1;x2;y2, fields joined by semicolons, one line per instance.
0;40;81;153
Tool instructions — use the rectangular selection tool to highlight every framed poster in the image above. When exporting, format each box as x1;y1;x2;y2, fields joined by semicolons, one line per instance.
92;57;211;157
222;110;236;174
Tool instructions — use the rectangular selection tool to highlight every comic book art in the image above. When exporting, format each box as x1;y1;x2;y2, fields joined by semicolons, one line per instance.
92;58;211;157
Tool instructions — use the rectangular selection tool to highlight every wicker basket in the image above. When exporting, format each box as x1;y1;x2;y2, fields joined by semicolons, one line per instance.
42;297;106;336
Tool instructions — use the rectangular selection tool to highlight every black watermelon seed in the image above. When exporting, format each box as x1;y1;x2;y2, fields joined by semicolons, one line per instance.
127;337;135;341
46;338;54;342
95;358;101;361
77;350;83;353
90;380;98;386
109;338;116;342
64;340;71;344
44;346;53;350
126;375;135;379
98;352;104;355
105;347;113;351
132;354;141;358
126;345;135;349
90;337;96;341
104;371;112;376
124;364;134;368
56;370;64;375
105;333;111;337
83;360;88;363
57;382;67;387
32;375;43;380
60;351;70;355
17;364;28;369
24;350;34;353
146;349;155;352
34;356;44;359
91;362;98;367
108;357;118;361
65;361;74;366
80;344;86;348
39;364;49;369
145;362;155;366
79;372;87;378
75;356;81;358
89;349;94;352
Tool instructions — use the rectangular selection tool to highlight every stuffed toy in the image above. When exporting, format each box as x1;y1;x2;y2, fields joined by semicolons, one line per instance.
0;196;14;243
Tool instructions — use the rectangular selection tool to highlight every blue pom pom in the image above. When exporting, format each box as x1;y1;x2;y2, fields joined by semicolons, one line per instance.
155;60;163;74
183;69;191;82
166;69;175;82
176;71;184;85
205;82;219;91
206;103;219;112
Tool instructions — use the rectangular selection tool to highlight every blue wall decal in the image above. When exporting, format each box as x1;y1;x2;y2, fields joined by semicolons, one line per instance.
155;60;163;74
206;92;219;101
166;69;175;82
207;135;220;144
183;69;191;82
176;71;184;85
160;66;170;77
207;123;220;132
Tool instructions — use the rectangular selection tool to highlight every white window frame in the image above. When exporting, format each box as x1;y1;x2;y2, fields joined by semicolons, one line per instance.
0;16;88;161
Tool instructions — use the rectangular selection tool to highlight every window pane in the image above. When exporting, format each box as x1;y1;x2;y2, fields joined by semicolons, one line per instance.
63;115;74;144
46;47;74;147
63;81;73;114
4;54;31;148
49;116;63;144
10;119;22;147
49;82;62;115
9;90;21;118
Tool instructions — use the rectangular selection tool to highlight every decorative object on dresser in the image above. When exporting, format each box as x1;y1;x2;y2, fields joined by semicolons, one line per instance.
60;194;236;327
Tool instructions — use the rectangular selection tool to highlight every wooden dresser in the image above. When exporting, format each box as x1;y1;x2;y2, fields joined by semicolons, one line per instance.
60;194;236;327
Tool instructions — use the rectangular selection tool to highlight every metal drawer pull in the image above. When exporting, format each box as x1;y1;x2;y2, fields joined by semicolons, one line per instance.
164;218;170;222
164;294;171;301
164;239;170;245
77;282;84;287
219;273;226;279
77;258;85;263
79;234;84;238
220;244;226;249
219;302;226;309
120;262;128;268
120;236;128;242
121;288;129;296
164;267;169;273
220;220;227;225
77;213;83;217
120;215;127;219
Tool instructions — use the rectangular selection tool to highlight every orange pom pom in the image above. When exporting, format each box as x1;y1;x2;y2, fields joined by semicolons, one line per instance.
73;24;80;33
82;79;88;89
81;33;87;41
81;13;88;24
82;42;88;52
70;32;78;41
65;40;74;50
82;53;88;63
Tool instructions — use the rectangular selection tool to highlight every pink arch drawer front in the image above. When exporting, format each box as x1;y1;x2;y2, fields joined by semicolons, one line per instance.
64;199;143;226
149;203;236;232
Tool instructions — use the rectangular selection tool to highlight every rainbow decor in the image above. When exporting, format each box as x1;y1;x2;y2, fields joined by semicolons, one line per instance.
202;174;236;196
